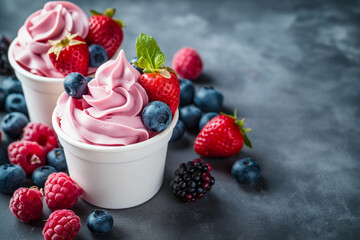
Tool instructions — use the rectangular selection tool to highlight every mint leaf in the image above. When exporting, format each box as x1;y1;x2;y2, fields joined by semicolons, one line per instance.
136;33;165;72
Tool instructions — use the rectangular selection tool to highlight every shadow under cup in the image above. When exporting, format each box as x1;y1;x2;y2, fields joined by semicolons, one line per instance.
52;109;179;209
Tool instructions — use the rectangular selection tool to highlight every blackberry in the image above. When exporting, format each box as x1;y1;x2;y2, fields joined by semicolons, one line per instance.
0;35;13;75
170;159;215;202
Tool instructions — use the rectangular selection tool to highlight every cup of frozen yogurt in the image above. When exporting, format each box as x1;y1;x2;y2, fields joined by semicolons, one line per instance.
52;50;178;209
8;1;120;126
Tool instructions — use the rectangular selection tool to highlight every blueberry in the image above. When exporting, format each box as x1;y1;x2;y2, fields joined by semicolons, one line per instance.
0;164;26;193
199;112;219;130
87;210;114;235
32;166;57;188
0;88;6;109
130;57;143;74
1;112;29;139
170;120;186;142
179;105;202;129
85;77;93;83
194;86;223;112
64;72;88;99
179;79;195;106
231;158;261;184
47;148;67;172
5;93;28;115
2;75;23;94
89;44;108;67
142;101;172;132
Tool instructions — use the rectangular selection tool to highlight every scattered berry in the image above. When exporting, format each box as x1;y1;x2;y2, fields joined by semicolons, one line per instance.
194;111;252;158
89;44;108;67
194;86;223;112
199;112;219;130
9;187;43;222
1;112;29;139
47;148;67;172
142;101;172;132
170;159;215;202
0;164;26;193
5;93;28;115
44;172;82;211
231;158;261;184
87;210;114;235
130;57;143;74
43;209;81;240
179;105;202;129
170;120;186;142
172;47;203;80
1;75;23;94
8;141;46;174
22;122;58;155
63;72;89;99
48;33;89;76
32;166;57;188
179;78;195;106
135;34;180;114
0;34;13;75
0;88;6;109
86;8;125;58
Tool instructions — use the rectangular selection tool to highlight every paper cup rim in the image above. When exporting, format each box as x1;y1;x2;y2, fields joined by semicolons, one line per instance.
8;37;64;83
52;108;179;153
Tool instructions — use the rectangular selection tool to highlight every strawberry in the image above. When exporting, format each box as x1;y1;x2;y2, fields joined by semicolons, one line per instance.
86;8;126;58
134;33;180;114
194;111;252;158
48;33;89;77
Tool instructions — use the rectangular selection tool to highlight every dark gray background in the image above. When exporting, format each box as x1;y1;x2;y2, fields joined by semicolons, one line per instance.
1;0;360;239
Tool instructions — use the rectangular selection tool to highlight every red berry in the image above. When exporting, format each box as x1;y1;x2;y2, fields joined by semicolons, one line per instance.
172;47;203;80
22;122;58;155
9;187;43;223
48;33;89;77
44;172;82;211
43;209;81;240
86;9;124;58
8;140;46;174
194;113;252;158
139;72;180;114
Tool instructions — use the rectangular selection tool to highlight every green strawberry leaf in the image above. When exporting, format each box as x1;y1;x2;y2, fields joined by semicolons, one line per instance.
243;133;252;148
115;19;126;28
104;8;116;18
136;33;166;72
89;9;102;16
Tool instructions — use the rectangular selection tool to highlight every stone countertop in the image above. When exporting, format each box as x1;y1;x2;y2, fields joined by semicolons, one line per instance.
0;0;359;239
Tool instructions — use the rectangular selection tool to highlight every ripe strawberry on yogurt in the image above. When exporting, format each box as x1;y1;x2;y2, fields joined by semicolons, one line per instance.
55;50;150;146
12;1;89;78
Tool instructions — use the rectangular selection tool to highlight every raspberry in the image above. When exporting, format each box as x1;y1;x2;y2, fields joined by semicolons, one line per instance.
172;47;203;80
43;209;81;240
22;122;58;155
9;187;43;223
8;140;46;174
170;159;215;202
44;172;82;211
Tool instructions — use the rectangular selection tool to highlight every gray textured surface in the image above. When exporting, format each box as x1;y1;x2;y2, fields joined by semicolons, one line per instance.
1;0;360;239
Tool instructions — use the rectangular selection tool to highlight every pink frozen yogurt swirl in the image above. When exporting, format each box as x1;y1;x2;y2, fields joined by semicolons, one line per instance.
13;1;89;78
56;50;150;146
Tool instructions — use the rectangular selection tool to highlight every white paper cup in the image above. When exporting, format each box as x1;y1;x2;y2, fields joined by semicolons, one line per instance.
52;109;179;209
8;38;120;127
